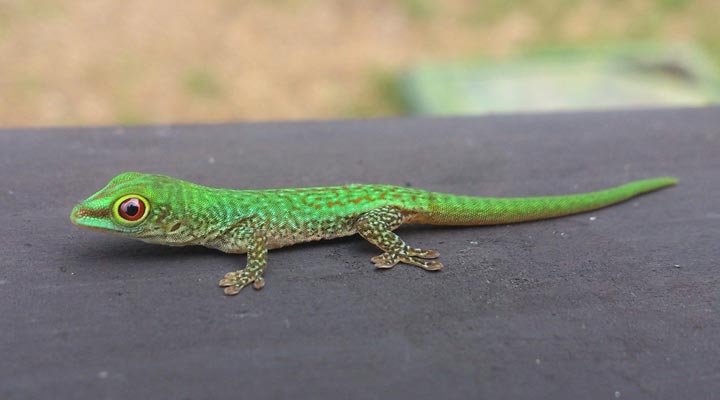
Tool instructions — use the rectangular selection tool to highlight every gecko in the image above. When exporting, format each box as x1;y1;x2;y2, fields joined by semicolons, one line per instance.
70;172;676;295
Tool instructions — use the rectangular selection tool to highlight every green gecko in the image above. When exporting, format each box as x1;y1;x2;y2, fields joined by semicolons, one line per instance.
70;172;676;295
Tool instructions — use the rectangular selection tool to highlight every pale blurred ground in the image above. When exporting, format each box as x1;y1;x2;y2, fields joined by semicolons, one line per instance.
0;0;718;127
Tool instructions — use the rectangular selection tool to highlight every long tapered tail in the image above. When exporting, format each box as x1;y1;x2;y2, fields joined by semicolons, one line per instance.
415;177;677;225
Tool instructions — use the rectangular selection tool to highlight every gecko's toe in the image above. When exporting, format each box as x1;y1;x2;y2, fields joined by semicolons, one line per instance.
371;253;399;269
400;256;444;271
419;260;443;271
409;248;440;259
223;285;243;295
252;277;265;290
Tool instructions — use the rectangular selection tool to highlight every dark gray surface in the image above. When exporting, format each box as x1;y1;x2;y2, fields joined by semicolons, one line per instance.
1;108;719;399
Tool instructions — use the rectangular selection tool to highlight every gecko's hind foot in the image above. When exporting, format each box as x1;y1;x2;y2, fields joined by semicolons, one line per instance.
355;207;442;272
219;270;265;295
371;251;443;271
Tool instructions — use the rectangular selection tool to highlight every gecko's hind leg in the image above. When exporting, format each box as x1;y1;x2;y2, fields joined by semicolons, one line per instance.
355;206;443;271
219;230;268;295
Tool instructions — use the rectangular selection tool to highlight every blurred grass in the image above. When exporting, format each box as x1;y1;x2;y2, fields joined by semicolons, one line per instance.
0;0;718;127
401;0;438;20
345;68;408;118
184;67;223;99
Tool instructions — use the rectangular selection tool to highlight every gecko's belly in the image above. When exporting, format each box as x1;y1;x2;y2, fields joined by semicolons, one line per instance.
266;227;357;250
200;216;358;254
263;213;359;249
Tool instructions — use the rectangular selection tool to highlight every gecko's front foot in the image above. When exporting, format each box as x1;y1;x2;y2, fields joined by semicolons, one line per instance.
219;269;265;295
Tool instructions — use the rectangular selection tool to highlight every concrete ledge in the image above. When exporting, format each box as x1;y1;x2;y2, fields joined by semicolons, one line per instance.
1;107;719;399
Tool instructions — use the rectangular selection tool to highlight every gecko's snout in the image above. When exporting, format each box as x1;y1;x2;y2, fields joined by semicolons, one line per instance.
70;202;111;230
70;204;81;225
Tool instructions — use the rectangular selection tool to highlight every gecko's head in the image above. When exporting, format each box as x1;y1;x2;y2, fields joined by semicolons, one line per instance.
70;172;189;242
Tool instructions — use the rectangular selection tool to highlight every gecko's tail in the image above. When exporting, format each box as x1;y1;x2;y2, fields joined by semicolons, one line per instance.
414;177;677;226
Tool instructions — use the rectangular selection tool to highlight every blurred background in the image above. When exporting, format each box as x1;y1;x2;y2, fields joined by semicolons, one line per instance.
1;0;719;127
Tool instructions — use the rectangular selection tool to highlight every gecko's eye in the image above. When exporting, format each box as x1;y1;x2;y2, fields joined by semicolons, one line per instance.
113;195;149;225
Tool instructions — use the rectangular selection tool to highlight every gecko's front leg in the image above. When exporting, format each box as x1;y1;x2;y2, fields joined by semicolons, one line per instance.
219;229;268;295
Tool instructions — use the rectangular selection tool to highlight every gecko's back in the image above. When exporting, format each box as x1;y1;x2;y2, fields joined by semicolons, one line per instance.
206;184;431;248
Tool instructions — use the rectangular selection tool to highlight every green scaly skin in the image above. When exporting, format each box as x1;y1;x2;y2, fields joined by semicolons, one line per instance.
70;172;677;295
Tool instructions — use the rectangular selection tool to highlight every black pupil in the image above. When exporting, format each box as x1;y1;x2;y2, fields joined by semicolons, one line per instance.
124;202;139;216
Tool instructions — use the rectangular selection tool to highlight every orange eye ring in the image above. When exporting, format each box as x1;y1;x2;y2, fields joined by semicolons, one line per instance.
112;194;149;225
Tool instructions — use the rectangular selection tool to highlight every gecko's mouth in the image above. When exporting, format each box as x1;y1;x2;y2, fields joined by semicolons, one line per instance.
70;204;116;233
